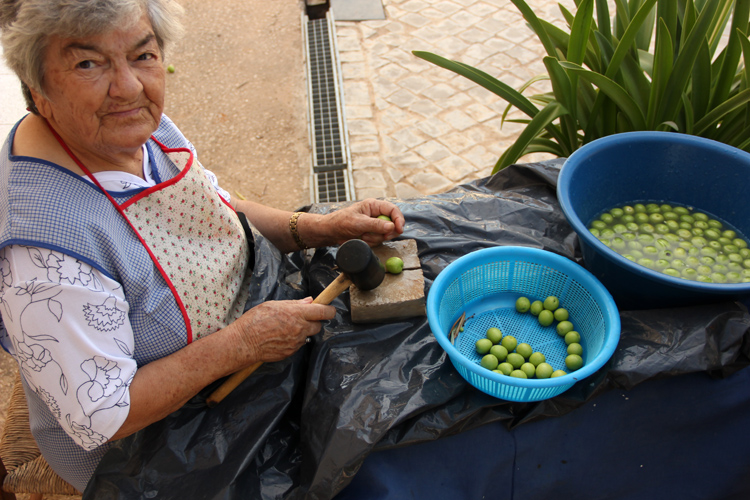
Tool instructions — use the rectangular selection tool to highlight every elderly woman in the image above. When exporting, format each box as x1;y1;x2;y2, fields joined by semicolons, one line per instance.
0;0;404;491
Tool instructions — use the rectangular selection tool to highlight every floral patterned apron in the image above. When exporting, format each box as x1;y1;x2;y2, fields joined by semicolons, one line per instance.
47;124;250;343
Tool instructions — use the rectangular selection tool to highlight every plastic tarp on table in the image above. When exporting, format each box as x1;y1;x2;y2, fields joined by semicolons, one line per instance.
83;160;750;499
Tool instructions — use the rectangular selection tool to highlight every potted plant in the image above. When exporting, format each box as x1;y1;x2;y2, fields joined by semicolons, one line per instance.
414;0;750;172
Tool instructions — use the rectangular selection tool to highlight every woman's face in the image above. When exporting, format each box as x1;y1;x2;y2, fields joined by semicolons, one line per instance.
32;13;165;159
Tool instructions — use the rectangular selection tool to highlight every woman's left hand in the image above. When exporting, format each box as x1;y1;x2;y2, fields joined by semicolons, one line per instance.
324;198;405;246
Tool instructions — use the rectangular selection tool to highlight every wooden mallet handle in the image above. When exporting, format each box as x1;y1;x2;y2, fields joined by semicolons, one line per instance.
206;273;352;407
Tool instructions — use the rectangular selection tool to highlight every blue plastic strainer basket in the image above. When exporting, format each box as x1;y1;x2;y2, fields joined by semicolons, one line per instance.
427;246;621;402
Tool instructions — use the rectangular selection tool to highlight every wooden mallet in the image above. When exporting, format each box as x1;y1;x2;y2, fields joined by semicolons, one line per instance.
206;239;385;407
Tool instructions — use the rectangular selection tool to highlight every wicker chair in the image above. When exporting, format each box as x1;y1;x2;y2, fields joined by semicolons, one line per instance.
0;370;80;500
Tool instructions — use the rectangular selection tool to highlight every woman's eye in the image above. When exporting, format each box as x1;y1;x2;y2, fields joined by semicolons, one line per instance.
137;52;156;61
77;60;94;69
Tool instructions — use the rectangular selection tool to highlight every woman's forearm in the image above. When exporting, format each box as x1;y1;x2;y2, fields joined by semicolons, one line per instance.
109;324;249;441
233;199;328;252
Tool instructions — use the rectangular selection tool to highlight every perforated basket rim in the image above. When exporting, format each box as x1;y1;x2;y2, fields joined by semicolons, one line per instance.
427;246;621;391
557;131;750;295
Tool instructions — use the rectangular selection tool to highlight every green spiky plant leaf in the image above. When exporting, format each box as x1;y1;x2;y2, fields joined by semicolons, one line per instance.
413;0;750;172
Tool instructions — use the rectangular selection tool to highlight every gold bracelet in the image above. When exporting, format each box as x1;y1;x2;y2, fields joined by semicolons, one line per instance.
289;211;309;250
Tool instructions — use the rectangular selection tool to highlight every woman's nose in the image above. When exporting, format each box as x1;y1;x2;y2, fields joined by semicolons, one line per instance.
108;62;143;99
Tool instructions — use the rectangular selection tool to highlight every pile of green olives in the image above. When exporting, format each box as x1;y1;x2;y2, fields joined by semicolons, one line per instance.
588;203;750;283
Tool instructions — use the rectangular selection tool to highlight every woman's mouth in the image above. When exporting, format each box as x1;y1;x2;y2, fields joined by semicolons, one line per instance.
107;107;143;119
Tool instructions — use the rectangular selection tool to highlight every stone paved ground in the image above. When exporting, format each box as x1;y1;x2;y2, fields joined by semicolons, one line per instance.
337;0;607;199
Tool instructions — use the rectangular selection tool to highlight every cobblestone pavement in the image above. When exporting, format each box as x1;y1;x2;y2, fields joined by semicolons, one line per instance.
337;0;592;199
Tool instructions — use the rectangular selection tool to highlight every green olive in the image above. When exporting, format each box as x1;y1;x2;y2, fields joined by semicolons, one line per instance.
700;246;718;257
715;254;730;266
638;233;655;244
386;257;404;274
673;206;689;215
727;272;742;283
704;229;721;240
671;259;686;270
697;265;712;276
627;241;643;251
728;262;744;273
686;256;700;267
649;213;665;224
655;259;670;270
637;258;655;269
681;268;698;280
691;236;707;248
711;272;727;283
714;264;729;274
728;253;743;263
700;256;715;266
693;212;709;222
708;241;723;252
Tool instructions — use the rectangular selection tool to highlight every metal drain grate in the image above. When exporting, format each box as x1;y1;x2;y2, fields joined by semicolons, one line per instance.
304;13;354;203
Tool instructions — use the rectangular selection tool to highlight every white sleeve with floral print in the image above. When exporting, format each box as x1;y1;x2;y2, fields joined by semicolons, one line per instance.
0;245;135;451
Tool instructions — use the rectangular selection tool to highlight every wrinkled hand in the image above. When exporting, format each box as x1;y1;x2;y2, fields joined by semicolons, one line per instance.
232;297;335;364
325;198;405;246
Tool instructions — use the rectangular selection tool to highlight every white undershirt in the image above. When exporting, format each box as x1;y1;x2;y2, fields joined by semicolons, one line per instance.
0;149;231;450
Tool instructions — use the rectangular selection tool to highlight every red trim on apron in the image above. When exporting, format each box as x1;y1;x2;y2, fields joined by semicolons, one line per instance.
44;122;194;341
45;121;250;344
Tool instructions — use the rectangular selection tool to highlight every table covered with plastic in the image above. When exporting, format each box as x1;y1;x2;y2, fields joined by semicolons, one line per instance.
83;160;750;499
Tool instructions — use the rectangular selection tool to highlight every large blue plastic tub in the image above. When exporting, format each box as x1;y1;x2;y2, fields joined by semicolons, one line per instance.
427;246;620;402
557;132;750;309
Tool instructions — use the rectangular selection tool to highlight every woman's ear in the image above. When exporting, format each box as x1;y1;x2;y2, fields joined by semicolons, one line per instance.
27;85;51;118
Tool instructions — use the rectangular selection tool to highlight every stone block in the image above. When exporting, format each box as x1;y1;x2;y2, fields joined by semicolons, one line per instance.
349;239;426;323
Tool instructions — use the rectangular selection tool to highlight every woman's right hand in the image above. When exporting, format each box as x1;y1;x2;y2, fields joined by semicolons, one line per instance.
231;297;336;365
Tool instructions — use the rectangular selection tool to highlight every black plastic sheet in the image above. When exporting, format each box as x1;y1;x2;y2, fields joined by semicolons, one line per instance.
83;160;750;499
